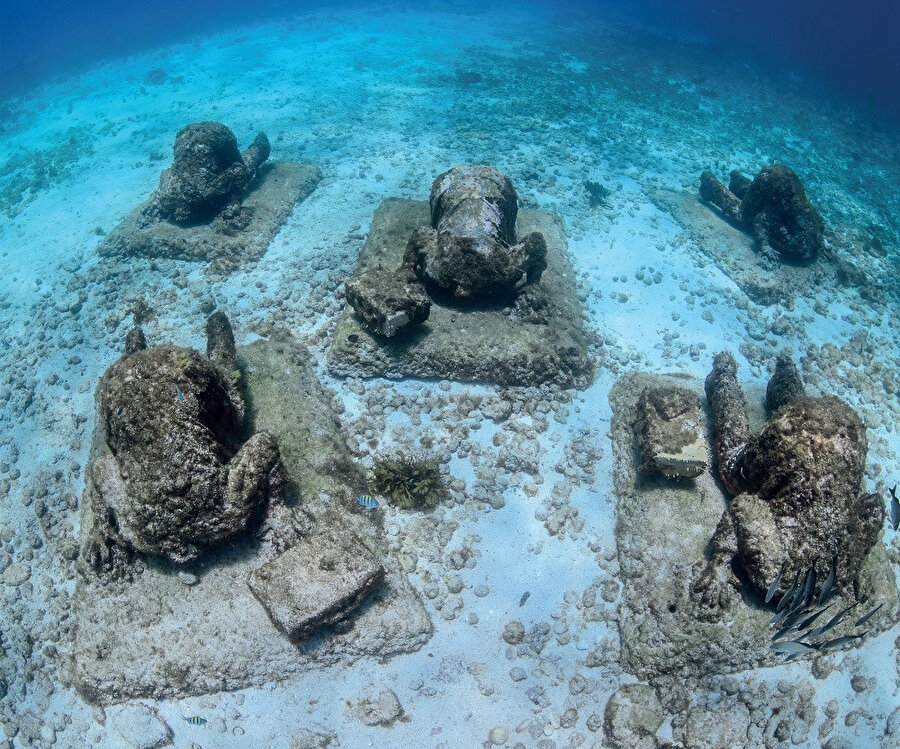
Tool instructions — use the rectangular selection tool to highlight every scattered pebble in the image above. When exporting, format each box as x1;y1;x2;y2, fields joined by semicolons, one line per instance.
489;725;510;744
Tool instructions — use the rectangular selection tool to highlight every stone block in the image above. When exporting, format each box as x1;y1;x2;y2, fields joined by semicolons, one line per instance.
248;530;384;641
345;266;430;337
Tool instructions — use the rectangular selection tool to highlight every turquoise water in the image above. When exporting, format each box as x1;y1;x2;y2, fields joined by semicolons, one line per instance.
0;2;898;747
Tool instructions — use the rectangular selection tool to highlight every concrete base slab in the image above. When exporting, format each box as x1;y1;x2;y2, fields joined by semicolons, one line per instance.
97;162;321;276
326;198;594;387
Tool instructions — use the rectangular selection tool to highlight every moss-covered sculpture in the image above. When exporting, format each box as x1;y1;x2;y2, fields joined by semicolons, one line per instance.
84;312;282;570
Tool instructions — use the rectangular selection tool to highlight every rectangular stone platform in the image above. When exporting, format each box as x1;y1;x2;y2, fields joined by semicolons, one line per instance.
653;189;838;306
326;198;594;388
97;161;321;276
71;333;431;704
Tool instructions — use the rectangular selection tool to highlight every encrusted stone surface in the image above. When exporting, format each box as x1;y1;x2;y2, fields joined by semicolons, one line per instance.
248;529;385;642
84;316;280;568
699;164;825;264
741;165;825;263
99;160;320;275
609;372;896;680
404;165;547;299
72;332;431;704
694;352;886;607
345;266;430;337
327;199;593;387
146;122;270;225
635;384;708;479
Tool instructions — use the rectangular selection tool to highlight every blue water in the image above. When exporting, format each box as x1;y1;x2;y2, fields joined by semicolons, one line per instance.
3;1;900;118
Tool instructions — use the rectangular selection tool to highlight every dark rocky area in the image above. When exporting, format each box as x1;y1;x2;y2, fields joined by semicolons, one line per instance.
700;164;825;264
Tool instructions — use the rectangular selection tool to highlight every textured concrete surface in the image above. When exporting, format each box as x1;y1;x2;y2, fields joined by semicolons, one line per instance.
98;161;321;275
327;198;594;387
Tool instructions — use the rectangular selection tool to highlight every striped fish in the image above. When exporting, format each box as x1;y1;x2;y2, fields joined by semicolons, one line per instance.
183;716;207;726
356;494;380;510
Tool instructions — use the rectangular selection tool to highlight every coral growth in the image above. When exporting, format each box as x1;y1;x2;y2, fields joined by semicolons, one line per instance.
370;453;449;510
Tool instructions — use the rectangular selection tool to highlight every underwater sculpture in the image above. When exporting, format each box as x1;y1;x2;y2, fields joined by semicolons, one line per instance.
700;164;825;263
691;352;884;614
329;170;593;386
144;121;270;225
84;311;282;569
405;164;548;299
97;121;320;272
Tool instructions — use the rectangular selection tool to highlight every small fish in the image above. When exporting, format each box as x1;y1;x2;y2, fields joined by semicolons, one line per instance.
854;603;883;628
356;494;379;510
765;561;786;604
772;604;828;641
791;561;813;611
780;603;813;632
183;716;207;726
777;570;801;612
817;556;837;606
807;601;858;639
771;639;815;655
796;603;832;632
816;632;866;651
174;383;184;402
802;556;819;606
889;484;899;531
771;621;800;641
519;591;530;607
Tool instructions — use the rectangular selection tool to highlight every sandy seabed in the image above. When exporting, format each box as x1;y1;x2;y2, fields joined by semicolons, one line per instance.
0;2;898;747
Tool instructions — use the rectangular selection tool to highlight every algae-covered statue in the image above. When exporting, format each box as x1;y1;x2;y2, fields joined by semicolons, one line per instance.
144;121;270;225
691;352;883;615
84;311;282;570
404;164;547;299
700;164;825;264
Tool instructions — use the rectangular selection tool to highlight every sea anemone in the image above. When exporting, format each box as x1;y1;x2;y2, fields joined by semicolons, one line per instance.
370;452;449;510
